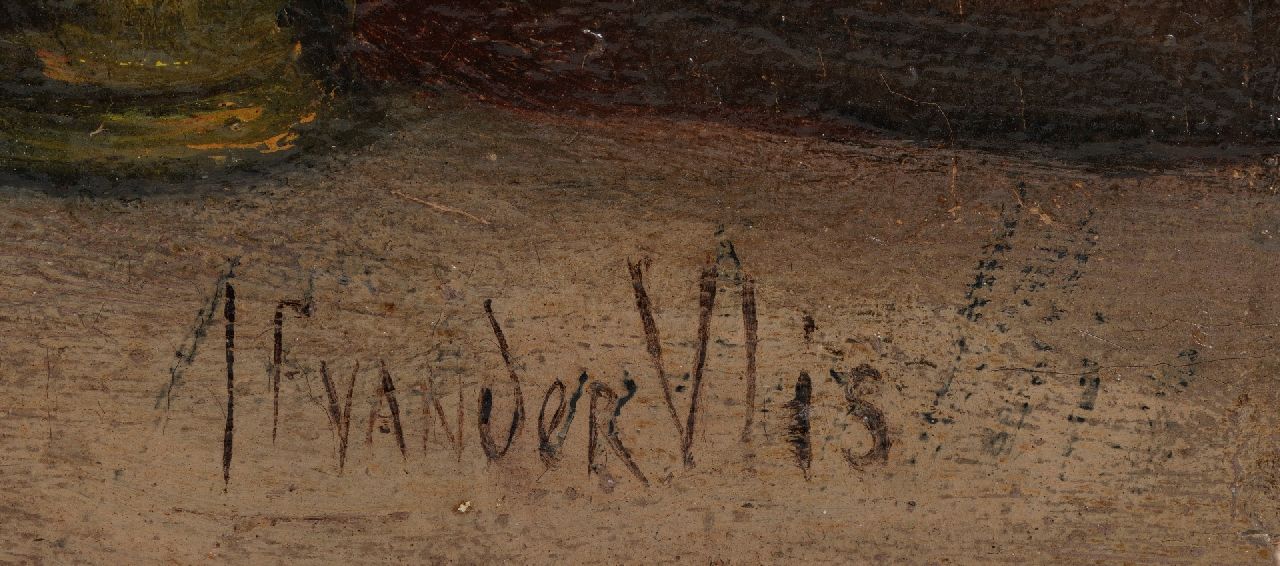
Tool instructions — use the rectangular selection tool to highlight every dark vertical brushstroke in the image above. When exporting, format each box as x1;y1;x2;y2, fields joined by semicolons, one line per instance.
222;281;236;489
379;361;408;462
270;294;313;444
157;257;238;413
538;372;587;466
320;361;359;473
628;258;719;469
681;262;719;468
537;371;586;468
612;377;643;481
366;375;380;446
556;373;588;449
627;259;683;437
423;372;464;461
341;362;357;470
364;362;408;468
740;275;758;443
537;379;566;465
477;299;525;460
837;364;891;468
272;305;283;443
586;390;600;476
785;371;812;479
588;379;648;486
320;361;343;433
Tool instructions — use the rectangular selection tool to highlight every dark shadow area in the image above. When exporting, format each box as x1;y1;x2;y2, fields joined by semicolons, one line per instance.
354;1;1280;159
5;0;1280;191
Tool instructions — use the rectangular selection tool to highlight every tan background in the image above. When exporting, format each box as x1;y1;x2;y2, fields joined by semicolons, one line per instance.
3;96;1280;564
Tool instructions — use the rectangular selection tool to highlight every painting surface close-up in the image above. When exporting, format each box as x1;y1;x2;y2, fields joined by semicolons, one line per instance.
5;2;1280;564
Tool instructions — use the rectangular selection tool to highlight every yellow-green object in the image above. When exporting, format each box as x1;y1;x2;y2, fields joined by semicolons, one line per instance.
0;0;328;177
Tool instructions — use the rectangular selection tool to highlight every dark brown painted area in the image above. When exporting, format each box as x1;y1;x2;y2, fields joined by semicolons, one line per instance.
351;1;1280;146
